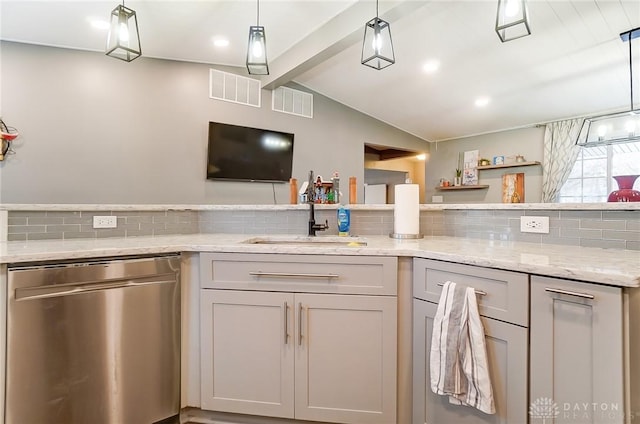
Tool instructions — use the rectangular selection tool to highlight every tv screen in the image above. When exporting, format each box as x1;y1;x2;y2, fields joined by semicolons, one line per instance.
206;122;295;183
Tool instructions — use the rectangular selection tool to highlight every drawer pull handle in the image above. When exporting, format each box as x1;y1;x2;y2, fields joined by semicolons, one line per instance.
249;271;339;279
284;301;289;345
544;287;594;300
437;282;487;296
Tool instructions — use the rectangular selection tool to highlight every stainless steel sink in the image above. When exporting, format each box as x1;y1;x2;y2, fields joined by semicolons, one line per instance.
242;236;367;246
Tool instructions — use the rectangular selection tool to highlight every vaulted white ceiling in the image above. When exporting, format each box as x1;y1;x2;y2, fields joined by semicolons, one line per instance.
1;0;639;142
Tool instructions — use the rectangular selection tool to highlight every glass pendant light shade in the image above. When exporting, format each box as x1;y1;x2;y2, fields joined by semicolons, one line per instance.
106;3;141;62
576;110;640;146
576;27;640;146
361;17;395;70
247;26;269;75
246;0;268;75
495;0;531;43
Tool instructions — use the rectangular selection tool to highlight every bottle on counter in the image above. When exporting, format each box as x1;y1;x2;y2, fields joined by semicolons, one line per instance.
327;189;335;204
289;178;298;204
331;171;340;204
337;204;350;236
349;176;357;204
315;175;323;203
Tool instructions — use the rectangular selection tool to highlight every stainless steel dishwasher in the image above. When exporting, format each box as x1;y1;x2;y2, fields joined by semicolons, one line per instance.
5;254;181;424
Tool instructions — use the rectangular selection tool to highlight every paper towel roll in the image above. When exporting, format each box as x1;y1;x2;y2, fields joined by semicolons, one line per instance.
394;184;420;235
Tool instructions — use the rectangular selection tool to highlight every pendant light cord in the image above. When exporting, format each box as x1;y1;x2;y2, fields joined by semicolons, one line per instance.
376;0;379;18
256;0;260;25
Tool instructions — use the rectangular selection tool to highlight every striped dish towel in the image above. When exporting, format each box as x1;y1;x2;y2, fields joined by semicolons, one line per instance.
430;281;495;414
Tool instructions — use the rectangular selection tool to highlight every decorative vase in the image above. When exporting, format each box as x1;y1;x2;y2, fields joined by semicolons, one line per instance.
608;175;640;202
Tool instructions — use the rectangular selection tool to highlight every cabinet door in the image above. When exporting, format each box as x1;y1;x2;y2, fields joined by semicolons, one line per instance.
530;276;624;424
413;298;528;424
294;293;397;424
200;289;295;418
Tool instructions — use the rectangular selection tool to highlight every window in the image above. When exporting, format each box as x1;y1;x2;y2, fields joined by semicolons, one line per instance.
558;141;640;203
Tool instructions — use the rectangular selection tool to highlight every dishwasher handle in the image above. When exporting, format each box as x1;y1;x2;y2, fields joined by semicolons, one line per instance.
14;274;177;301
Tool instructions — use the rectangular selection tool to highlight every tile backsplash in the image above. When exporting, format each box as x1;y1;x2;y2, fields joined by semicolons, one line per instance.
6;207;639;251
7;210;199;241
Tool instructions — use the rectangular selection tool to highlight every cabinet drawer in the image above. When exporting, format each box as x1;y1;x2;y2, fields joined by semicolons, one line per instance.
413;258;528;326
201;253;397;295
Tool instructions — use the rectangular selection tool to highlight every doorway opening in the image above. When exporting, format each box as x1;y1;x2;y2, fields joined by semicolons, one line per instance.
364;144;426;204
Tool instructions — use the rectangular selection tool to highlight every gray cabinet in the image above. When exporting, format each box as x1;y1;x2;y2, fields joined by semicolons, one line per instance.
412;258;529;424
200;289;295;418
199;253;398;424
413;299;528;424
530;276;624;424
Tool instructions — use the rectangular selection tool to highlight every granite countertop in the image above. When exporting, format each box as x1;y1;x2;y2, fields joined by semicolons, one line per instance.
1;234;638;288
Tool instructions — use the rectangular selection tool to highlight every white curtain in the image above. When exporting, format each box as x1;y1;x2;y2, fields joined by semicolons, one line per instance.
541;118;584;203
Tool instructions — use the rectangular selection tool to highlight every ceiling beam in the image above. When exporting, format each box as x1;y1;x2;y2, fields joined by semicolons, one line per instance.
365;145;418;160
261;0;428;90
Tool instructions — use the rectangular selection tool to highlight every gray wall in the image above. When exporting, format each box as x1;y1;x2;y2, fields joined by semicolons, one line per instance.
424;127;545;203
0;41;429;205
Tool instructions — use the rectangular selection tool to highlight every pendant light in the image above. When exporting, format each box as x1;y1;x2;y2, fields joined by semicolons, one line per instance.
495;0;531;43
576;27;640;146
361;0;395;70
246;0;269;75
106;0;141;62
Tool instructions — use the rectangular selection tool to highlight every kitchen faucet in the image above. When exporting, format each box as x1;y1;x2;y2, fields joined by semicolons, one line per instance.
307;170;329;236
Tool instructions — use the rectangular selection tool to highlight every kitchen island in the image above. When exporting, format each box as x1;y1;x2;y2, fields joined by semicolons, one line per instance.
0;204;638;423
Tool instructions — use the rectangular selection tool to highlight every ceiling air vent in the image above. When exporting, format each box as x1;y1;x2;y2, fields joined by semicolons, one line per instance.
272;86;313;118
209;69;261;108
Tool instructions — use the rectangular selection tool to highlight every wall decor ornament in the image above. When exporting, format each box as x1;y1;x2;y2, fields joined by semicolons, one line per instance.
463;150;479;185
502;173;525;203
0;117;19;161
608;175;640;202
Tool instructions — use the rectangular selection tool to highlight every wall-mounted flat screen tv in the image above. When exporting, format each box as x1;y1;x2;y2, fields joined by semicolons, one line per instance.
206;121;295;183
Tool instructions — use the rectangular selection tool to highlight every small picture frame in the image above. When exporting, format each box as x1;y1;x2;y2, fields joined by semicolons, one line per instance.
502;173;525;203
493;156;504;165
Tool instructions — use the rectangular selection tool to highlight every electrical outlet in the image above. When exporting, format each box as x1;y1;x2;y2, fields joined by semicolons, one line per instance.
520;216;549;234
93;216;117;229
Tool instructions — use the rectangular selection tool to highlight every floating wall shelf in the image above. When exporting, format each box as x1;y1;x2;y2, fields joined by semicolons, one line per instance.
435;185;490;191
435;162;540;193
477;161;541;170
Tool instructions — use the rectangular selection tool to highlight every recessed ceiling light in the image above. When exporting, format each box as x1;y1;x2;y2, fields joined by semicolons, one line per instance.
213;38;230;48
88;18;110;30
422;60;440;73
475;97;490;107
